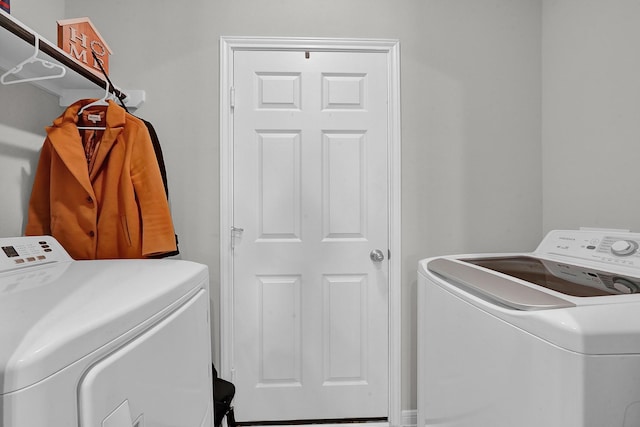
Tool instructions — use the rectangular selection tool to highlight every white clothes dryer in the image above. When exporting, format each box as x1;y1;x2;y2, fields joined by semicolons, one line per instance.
0;236;213;427
418;229;640;427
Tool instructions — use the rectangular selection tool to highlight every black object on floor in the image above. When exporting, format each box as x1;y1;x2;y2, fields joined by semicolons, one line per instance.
213;364;237;427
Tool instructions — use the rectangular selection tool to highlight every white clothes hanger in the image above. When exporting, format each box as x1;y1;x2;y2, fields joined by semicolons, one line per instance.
78;80;113;115
77;80;114;130
0;35;66;85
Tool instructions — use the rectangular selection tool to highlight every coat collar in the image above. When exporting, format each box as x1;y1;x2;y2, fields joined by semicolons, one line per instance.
46;99;126;194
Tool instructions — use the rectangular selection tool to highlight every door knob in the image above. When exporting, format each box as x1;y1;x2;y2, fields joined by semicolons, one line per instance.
370;249;385;262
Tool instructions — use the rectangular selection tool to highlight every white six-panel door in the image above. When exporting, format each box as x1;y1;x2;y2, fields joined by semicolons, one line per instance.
220;39;401;425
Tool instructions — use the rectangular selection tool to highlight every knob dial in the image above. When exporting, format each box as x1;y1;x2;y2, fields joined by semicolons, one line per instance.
611;240;638;256
612;278;640;294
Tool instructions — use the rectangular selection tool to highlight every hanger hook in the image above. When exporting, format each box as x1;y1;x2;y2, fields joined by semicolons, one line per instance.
102;79;111;100
31;35;40;60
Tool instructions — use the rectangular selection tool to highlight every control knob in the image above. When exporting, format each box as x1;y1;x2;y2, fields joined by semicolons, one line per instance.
611;278;640;294
610;240;638;256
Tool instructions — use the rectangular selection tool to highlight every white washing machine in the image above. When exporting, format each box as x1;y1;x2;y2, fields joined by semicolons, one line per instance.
0;236;213;427
418;229;640;427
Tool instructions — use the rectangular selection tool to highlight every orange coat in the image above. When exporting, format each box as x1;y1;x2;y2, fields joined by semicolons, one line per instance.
25;99;177;260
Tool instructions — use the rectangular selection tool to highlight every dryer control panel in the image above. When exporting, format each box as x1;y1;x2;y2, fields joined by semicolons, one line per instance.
537;229;640;269
0;236;72;273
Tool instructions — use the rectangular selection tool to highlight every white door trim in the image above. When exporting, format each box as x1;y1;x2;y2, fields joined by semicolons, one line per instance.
219;36;402;426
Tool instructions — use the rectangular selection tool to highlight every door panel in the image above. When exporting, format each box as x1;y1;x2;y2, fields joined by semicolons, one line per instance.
232;49;389;422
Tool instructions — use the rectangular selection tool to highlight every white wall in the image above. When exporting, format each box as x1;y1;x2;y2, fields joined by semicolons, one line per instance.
11;0;64;40
404;0;542;408
542;0;640;233
1;0;543;412
0;0;64;237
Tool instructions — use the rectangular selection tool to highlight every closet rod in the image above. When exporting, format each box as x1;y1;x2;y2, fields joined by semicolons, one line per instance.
0;11;127;100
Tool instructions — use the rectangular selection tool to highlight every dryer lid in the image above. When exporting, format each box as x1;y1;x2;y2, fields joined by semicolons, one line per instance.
0;258;208;394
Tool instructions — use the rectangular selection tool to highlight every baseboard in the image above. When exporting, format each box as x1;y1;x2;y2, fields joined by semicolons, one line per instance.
401;410;416;427
228;411;417;427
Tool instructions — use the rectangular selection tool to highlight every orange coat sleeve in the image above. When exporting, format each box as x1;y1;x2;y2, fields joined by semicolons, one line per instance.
25;141;53;237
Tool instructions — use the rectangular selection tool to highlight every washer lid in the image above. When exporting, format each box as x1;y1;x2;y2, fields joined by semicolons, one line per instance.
421;256;640;354
426;257;576;310
0;258;208;394
462;256;640;297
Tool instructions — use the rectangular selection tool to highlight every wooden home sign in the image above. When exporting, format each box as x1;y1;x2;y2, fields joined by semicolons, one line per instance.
57;17;112;74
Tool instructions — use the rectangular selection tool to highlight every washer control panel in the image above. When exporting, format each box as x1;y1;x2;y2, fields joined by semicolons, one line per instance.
0;236;72;273
537;229;640;269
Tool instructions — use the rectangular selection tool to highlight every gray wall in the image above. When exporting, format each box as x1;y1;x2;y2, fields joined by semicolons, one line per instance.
0;0;63;237
542;0;640;233
1;0;545;413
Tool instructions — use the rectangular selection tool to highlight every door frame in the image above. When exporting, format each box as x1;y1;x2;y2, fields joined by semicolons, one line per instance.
219;36;402;426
